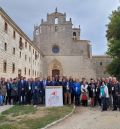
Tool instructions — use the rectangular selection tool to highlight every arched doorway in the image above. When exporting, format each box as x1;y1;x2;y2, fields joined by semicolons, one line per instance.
48;59;63;77
52;69;60;77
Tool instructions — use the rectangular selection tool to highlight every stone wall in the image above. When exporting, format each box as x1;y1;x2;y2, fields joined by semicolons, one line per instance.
92;56;112;78
43;56;96;80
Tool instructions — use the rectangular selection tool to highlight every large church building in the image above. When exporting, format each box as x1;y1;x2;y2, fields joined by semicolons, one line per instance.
0;7;112;80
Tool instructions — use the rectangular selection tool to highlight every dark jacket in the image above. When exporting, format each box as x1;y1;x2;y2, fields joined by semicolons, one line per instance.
17;80;27;95
88;83;96;98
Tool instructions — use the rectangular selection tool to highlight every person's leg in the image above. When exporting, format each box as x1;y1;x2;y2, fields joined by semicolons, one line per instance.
78;96;80;106
99;98;101;106
13;96;17;105
117;96;120;111
82;100;84;106
104;98;107;111
83;100;85;106
24;95;26;104
109;95;112;109
64;93;67;105
26;92;28;104
113;95;117;110
8;95;11;105
5;96;8;105
94;96;97;106
75;95;77;105
101;97;104;110
91;98;94;106
21;95;23;104
71;93;74;104
68;93;71;104
18;95;20;104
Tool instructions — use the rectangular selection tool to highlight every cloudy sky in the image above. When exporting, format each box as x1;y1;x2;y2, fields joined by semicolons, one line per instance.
0;0;119;55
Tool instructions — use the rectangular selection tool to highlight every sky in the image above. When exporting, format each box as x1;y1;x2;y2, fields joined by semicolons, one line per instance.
0;0;119;55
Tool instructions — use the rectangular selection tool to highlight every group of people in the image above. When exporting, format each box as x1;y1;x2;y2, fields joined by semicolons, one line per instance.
0;76;120;111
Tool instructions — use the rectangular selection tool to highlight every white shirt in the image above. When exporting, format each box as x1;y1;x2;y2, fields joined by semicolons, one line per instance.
81;84;88;93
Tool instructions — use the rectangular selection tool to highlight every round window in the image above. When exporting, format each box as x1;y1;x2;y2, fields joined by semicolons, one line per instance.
52;45;60;54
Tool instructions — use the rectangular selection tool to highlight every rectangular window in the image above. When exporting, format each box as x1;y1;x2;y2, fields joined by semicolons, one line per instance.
13;30;16;39
12;63;15;73
4;22;8;32
4;43;7;51
29;57;31;62
33;49;34;54
35;51;37;60
25;41;27;48
3;61;7;73
20;51;21;58
24;67;26;75
29;69;30;76
19;37;23;50
13;48;15;55
29;45;31;51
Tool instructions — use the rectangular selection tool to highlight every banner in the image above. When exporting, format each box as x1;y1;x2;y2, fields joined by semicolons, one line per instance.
45;86;63;107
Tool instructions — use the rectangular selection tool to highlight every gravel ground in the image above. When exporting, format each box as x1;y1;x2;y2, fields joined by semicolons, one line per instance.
48;106;120;129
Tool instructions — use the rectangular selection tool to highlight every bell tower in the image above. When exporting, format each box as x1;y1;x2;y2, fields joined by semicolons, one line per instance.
33;8;73;56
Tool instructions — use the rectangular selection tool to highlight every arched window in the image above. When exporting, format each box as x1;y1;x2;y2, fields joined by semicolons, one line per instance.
73;32;76;36
55;18;58;24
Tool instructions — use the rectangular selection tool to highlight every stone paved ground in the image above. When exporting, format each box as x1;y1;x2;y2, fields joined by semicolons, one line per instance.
0;105;12;113
48;107;120;129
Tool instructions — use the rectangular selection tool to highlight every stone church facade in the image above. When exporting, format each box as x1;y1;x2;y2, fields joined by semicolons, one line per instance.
0;7;112;80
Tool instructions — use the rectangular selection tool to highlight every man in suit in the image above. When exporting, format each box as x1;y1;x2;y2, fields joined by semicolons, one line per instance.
49;77;58;86
32;78;41;105
18;76;27;104
40;77;48;104
26;78;32;104
5;79;12;105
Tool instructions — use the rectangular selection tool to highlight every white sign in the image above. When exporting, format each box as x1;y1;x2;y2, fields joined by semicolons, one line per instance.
45;86;63;107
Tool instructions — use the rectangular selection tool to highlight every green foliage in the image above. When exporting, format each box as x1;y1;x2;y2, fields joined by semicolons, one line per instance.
106;7;120;78
106;9;120;41
107;58;120;79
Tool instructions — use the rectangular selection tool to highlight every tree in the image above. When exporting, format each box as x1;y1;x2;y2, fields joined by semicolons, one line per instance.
107;58;120;79
106;7;120;79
